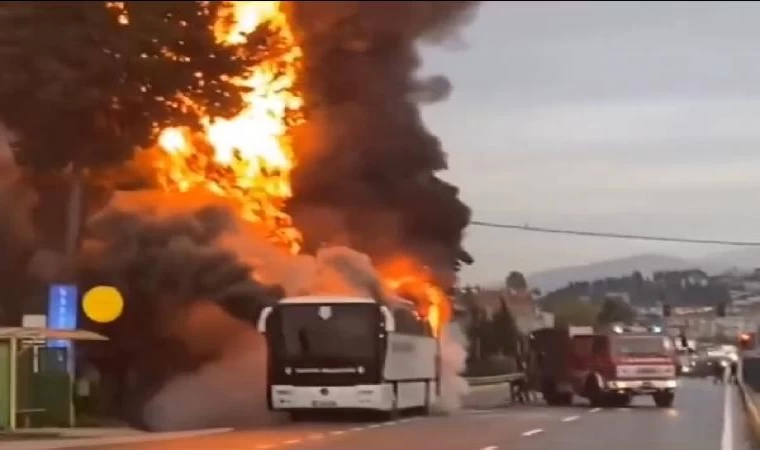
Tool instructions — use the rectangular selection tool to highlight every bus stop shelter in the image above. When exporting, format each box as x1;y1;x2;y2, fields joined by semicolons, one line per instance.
0;327;108;431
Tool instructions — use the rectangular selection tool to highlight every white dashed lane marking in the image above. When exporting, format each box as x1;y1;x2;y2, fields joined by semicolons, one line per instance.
247;416;423;449
266;407;636;450
521;428;544;437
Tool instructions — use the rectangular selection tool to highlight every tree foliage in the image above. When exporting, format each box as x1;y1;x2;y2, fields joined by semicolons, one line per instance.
597;297;637;325
490;297;520;357
0;1;257;170
549;299;600;327
506;271;527;291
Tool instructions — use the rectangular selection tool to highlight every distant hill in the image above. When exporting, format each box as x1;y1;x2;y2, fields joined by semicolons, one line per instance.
693;248;760;274
527;253;694;292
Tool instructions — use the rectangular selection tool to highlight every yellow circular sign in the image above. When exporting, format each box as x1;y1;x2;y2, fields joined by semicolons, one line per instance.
82;286;124;323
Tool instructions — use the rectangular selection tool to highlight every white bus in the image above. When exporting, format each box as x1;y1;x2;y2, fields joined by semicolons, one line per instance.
256;296;440;419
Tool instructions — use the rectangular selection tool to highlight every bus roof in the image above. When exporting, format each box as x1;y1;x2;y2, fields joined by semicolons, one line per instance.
277;295;418;311
278;296;378;305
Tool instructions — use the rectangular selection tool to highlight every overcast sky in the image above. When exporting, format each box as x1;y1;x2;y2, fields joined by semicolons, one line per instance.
420;1;760;284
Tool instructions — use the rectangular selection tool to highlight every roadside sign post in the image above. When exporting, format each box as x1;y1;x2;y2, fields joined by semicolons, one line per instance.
47;284;79;372
47;284;79;428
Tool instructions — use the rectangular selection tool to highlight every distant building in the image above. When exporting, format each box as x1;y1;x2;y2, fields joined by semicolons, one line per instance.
452;285;550;333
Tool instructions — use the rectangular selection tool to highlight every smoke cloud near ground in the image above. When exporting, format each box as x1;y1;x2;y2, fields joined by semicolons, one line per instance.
141;313;285;431
285;1;480;284
433;322;470;413
0;130;72;320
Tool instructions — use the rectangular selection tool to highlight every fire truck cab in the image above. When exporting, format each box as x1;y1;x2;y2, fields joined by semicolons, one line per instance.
529;324;678;408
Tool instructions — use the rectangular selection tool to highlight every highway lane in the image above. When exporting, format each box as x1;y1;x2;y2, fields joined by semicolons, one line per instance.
62;378;754;450
491;378;756;450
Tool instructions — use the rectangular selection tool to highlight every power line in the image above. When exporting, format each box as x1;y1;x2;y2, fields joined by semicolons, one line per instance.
469;220;760;247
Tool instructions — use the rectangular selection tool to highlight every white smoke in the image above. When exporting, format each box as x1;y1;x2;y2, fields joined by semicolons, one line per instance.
142;325;286;430
432;322;469;414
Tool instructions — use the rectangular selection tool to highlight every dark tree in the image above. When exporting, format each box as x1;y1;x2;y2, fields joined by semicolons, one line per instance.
506;271;528;291
491;296;520;358
0;1;256;170
548;299;600;327
597;298;637;325
632;270;644;289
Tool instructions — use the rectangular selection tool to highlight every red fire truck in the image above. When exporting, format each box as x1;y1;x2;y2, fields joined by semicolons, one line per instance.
528;324;678;408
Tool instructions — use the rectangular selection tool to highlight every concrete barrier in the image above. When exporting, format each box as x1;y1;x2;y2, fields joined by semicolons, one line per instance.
739;356;760;444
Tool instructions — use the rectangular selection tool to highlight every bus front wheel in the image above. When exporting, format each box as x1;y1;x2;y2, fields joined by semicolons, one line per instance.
288;411;311;422
382;392;400;421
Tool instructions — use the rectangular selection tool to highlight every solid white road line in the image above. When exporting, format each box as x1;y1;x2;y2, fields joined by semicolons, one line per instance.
721;383;733;450
561;415;580;422
521;428;544;437
480;446;499;450
589;407;602;413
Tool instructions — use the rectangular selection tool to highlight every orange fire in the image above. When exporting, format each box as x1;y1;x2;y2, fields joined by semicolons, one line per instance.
380;258;452;337
155;1;303;253
145;2;452;330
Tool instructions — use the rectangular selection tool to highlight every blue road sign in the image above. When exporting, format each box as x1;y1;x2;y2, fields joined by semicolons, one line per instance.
47;284;78;348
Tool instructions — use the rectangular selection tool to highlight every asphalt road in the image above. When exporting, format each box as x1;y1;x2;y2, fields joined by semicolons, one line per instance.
62;378;756;450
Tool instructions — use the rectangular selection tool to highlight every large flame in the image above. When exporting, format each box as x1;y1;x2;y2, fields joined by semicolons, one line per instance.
156;1;303;253
380;257;452;337
148;1;452;331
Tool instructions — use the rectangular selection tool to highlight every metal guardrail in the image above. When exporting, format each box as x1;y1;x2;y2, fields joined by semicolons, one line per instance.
465;372;525;387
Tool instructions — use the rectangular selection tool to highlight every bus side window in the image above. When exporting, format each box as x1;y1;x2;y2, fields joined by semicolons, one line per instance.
393;309;426;336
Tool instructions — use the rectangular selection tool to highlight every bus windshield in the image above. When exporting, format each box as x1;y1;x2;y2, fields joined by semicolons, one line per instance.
276;303;381;363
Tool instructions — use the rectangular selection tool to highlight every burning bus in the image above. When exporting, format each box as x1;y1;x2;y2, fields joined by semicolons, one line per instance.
256;296;440;420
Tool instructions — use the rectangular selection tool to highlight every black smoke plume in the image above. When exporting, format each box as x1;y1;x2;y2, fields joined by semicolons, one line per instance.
285;1;479;285
0;2;485;428
76;193;284;427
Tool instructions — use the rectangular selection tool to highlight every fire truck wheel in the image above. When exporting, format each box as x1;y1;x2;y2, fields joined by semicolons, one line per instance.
541;380;564;406
585;376;604;407
652;391;675;408
612;393;632;407
556;392;573;406
288;411;310;422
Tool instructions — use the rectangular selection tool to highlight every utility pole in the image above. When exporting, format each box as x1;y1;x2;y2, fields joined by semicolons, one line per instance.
64;165;83;428
64;166;83;262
